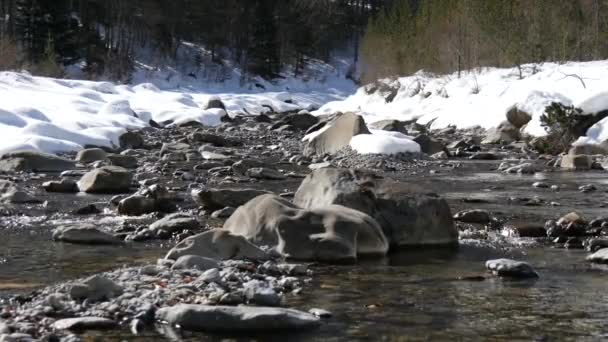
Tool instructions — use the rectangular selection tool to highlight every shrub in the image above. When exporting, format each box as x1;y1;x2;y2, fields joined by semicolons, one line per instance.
539;102;583;154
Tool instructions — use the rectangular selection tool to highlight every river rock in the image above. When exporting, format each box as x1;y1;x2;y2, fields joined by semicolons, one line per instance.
189;132;241;147
118;131;144;149
69;275;123;302
506;106;532;128
482;121;520;144
0;151;75;172
224;194;389;261
77;166;132;193
586;248;608;263
155;304;320;332
369;119;409;134
502;223;547;238
191;188;271;210
166;229;269;261
454;209;491;224
413;135;446;155
561;154;592;170
52;224;122;245
106;154;138;168
205;96;226;110
243;280;281;306
42;179;78;193
149;213;199;234
117;195;156;216
171;255;219;271
76;148;107;164
246;167;286;180
293;168;457;247
485;258;538;279
504;163;536;174
304;112;370;156
53;317;117;331
0;180;39;204
271;112;319;131
160;142;192;157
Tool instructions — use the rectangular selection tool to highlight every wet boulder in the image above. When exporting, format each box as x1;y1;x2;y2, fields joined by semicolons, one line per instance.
454;209;491;224
246;167;286;180
587;247;608;263
76;148;107;164
52;224;122;245
485;258;538;279
155;304;320;332
224;194;389;261
191;188;271;211
118;184;175;216
502;223;547;238
131;213;199;240
0;151;75;172
166;229;269;261
304;112;370;156
293;168;457;247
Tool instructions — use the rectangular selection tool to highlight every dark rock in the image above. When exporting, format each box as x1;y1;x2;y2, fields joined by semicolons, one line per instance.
0;151;75;172
453;209;491;224
304;112;370;156
165;229;269;261
76;148;107;164
119;131;145;149
42;179;78;193
52;224;122;245
485;259;538;279
191;188;271;210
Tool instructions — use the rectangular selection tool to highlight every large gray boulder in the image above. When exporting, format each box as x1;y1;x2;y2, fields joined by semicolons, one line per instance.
413;135;447;155
293;168;457;247
506;106;532;128
482;121;520;144
223;194;389;261
369;119;410;134
166;229;269;261
52;224;122;245
191;188;271;210
304;112;370;156
77;166;132;193
75;148;107;164
155;304;320;332
0;151;75;172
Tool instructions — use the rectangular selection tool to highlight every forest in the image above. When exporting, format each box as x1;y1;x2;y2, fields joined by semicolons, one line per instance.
0;0;384;81
361;0;608;82
2;1;608;83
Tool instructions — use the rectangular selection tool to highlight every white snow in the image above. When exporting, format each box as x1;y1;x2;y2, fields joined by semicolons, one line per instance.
0;70;354;155
350;130;420;155
314;61;608;144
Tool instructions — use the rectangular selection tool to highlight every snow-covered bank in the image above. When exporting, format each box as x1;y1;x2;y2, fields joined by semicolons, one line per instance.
0;71;355;155
314;61;608;141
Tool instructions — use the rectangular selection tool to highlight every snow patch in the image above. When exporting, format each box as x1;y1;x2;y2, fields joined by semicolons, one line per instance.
350;131;420;155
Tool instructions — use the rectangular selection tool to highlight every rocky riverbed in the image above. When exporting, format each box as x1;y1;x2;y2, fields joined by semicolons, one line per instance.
2;110;608;341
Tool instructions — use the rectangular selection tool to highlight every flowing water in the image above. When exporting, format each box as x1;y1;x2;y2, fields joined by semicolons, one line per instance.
2;161;608;340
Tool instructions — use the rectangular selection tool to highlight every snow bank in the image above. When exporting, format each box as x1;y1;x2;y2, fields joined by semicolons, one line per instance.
350;130;420;155
0;71;353;155
315;61;608;143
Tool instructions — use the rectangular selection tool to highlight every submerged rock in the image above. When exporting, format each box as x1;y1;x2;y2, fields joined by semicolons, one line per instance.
166;229;269;261
485;259;538;279
454;209;491;224
155;304;320;332
586;248;608;263
52;224;122;245
53;317;117;331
